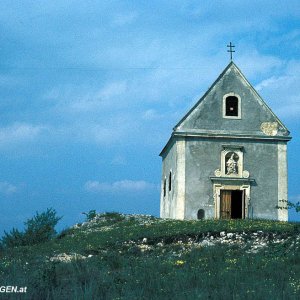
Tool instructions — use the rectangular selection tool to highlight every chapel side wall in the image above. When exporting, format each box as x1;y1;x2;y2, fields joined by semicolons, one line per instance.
184;137;279;220
160;139;178;218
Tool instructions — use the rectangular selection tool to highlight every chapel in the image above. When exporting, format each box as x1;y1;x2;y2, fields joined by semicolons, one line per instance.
159;58;292;221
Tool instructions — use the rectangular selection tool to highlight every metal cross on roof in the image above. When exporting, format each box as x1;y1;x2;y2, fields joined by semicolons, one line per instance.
227;42;235;61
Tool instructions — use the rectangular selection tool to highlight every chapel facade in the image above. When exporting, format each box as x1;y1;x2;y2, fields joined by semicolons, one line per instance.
159;61;291;221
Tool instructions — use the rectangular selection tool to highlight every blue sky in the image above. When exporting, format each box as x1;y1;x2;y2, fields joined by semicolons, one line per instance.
1;1;300;233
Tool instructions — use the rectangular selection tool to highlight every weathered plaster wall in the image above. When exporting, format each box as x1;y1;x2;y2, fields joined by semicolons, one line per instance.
245;140;278;219
178;66;287;137
184;137;280;220
175;138;185;219
184;137;216;219
160;139;177;218
277;142;288;221
160;63;291;222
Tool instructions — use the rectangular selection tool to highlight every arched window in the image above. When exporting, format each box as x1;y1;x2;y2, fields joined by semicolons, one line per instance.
168;171;172;191
226;96;238;116
197;209;205;220
223;93;241;119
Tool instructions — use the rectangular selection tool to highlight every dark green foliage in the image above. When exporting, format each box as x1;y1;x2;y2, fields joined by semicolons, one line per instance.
24;208;62;245
288;200;300;212
103;211;126;223
57;227;76;239
1;208;61;248
277;199;300;212
1;228;25;248
82;209;97;221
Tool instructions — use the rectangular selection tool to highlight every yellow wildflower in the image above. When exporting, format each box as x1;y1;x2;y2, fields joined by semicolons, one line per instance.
175;260;185;266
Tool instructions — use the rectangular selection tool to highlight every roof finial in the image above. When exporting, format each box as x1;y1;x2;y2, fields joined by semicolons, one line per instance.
227;42;235;61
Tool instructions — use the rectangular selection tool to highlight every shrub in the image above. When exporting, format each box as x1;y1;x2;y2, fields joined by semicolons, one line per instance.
82;210;97;221
1;228;25;248
276;199;300;213
1;208;62;248
23;208;62;244
104;212;125;223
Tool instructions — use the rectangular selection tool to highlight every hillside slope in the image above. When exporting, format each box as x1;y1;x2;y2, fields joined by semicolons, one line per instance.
1;213;300;299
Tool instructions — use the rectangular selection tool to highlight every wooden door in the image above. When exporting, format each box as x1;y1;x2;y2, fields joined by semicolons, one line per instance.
220;190;231;219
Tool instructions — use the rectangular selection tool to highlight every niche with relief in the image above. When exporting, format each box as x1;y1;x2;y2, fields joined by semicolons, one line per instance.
214;145;249;178
225;151;239;175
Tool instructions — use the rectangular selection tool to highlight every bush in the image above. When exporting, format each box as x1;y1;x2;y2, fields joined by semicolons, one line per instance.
1;208;62;248
1;228;25;248
24;208;62;244
276;199;300;213
82;209;97;221
103;212;125;223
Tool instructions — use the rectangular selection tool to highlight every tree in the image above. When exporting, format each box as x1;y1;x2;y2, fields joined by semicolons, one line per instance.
1;208;62;248
1;228;25;248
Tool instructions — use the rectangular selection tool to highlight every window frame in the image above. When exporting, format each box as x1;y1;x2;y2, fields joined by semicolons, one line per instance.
222;93;241;119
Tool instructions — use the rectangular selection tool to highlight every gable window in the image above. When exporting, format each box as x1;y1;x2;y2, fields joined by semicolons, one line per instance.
168;171;172;191
223;93;241;119
226;96;238;116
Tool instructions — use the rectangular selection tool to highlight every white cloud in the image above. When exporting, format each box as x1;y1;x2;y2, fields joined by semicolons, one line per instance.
0;74;21;87
0;123;46;146
237;50;283;78
253;61;300;118
72;115;136;145
0;181;18;195
186;1;300;27
98;81;127;100
255;76;290;91
46;81;128;114
112;12;138;26
84;180;157;193
87;125;124;144
111;155;127;166
142;109;163;121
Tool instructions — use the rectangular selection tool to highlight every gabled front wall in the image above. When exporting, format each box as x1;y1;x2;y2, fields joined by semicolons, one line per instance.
176;64;289;137
184;137;281;220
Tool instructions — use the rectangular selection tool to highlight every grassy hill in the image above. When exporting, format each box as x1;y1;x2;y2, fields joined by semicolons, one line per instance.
1;213;300;299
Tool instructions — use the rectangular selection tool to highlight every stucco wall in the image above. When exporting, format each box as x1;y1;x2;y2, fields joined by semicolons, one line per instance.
160;139;177;218
184;137;280;220
178;66;288;137
160;63;290;221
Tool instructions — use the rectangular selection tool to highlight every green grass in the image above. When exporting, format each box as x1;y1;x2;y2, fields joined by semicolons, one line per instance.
1;213;300;299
